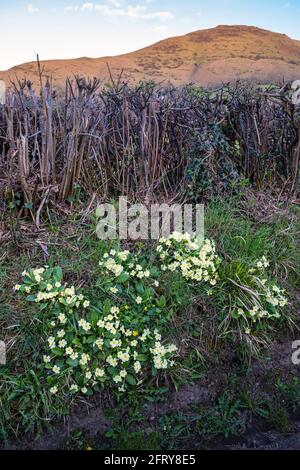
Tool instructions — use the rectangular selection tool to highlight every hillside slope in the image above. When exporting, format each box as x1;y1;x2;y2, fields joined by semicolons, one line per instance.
1;25;300;88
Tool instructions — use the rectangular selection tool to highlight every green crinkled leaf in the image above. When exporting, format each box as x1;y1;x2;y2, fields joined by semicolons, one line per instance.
52;348;63;356
136;354;147;362
149;266;160;277
116;272;130;284
66;358;79;367
135;282;145;294
26;295;36;302
52;267;63;282
89;310;100;323
157;296;166;308
86;335;97;344
126;374;137;385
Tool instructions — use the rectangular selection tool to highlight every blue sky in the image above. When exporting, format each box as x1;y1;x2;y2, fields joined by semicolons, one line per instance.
0;0;300;70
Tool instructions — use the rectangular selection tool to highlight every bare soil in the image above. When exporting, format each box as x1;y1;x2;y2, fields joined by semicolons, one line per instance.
7;334;300;450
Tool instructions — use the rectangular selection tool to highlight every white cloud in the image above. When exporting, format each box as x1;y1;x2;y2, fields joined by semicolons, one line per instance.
64;5;80;11
27;4;39;13
94;4;124;15
64;2;174;20
95;3;174;20
82;2;94;10
105;0;123;5
140;11;174;20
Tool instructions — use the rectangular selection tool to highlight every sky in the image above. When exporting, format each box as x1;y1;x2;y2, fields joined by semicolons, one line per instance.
0;0;300;70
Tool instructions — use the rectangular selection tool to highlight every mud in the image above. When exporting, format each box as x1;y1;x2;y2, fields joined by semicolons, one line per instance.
5;334;300;450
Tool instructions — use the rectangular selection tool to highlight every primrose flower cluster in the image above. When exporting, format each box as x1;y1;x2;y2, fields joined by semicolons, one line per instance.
230;256;288;335
99;249;153;283
15;256;178;397
14;266;90;309
255;256;288;311
265;285;288;308
156;232;219;286
43;303;177;396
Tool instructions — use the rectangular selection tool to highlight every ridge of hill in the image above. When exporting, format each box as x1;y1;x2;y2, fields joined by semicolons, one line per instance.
1;25;300;88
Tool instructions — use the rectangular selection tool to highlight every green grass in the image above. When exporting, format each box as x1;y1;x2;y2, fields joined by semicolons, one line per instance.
0;224;113;442
106;428;162;451
0;195;299;448
205;197;300;290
